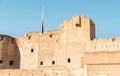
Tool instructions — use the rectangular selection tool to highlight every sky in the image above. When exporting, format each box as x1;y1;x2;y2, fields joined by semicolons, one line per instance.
0;0;120;39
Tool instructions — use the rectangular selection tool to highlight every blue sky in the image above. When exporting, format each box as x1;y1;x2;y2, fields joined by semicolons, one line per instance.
0;0;120;38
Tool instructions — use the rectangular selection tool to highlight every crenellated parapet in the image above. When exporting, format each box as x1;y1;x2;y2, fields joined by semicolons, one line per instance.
86;36;120;52
60;15;95;43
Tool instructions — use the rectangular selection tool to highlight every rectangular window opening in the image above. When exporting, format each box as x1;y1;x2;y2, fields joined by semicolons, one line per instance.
28;36;31;40
112;38;116;42
40;61;43;65
52;61;55;65
0;36;3;41
9;61;14;66
50;34;52;38
31;49;34;53
0;60;3;64
68;58;71;63
76;24;81;27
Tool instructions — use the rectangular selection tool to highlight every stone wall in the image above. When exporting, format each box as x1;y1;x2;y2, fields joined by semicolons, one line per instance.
86;37;120;52
15;32;39;69
0;69;84;76
0;34;20;69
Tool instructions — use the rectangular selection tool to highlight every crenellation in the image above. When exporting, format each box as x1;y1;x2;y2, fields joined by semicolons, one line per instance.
86;37;120;52
72;16;81;27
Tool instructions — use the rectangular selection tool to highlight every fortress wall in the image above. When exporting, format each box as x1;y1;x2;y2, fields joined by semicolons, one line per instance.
37;16;95;69
38;30;68;68
38;29;85;69
0;69;41;76
0;35;20;69
15;31;69;69
2;16;95;70
2;15;120;76
15;30;69;69
58;16;95;69
12;16;95;70
87;65;120;76
83;51;120;76
83;51;120;64
86;37;120;52
15;32;39;69
83;37;120;75
0;69;83;76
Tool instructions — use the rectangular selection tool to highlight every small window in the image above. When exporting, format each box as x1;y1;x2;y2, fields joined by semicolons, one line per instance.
9;73;10;75
56;73;58;75
28;36;31;40
9;61;14;66
112;38;116;42
56;40;58;43
68;58;71;63
44;74;46;76
50;34;52;38
32;73;33;75
31;49;34;53
52;61;55;65
0;36;3;41
76;24;81;27
0;60;3;64
40;61;43;65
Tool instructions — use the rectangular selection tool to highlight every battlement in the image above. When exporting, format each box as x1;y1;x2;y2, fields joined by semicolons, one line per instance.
86;36;120;52
60;16;95;43
60;16;93;29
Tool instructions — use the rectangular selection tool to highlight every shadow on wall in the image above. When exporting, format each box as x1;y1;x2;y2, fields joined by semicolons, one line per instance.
0;34;21;69
13;39;21;69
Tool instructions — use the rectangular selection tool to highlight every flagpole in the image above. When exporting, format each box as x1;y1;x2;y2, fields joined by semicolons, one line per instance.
41;6;44;34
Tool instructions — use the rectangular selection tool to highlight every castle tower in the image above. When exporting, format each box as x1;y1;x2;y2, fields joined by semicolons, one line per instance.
59;16;96;68
0;34;20;69
60;16;95;43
